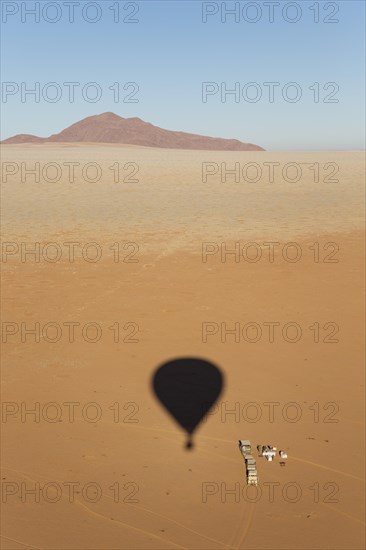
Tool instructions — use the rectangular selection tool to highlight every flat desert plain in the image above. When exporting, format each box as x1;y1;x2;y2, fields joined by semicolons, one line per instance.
1;146;365;549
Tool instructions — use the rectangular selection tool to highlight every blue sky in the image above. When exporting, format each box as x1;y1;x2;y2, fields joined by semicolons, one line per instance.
1;0;365;149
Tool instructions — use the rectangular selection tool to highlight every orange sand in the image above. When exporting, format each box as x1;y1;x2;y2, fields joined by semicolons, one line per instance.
1;146;365;549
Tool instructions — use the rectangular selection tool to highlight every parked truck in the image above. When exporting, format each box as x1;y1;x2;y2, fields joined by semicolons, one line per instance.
239;440;251;455
247;472;258;486
238;440;258;486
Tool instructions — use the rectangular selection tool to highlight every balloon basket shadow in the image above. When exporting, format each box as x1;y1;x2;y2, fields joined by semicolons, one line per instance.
185;436;194;450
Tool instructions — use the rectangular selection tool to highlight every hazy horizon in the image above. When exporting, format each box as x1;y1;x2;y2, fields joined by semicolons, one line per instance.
1;110;365;152
1;0;365;150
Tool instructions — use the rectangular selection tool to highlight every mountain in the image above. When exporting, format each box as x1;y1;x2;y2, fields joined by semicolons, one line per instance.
1;112;264;151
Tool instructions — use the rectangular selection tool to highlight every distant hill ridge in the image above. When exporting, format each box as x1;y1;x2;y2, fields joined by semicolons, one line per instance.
2;112;264;151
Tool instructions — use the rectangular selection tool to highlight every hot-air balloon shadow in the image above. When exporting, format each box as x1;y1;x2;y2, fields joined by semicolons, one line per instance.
151;357;224;450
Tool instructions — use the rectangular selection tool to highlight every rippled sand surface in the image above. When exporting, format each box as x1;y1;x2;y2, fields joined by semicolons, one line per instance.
2;146;364;247
1;145;365;550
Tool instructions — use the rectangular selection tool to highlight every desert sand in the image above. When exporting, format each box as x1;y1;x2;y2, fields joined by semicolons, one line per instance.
1;146;365;549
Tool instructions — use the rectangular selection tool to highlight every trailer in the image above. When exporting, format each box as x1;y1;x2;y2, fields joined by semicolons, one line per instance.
247;473;258;486
239;440;251;455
